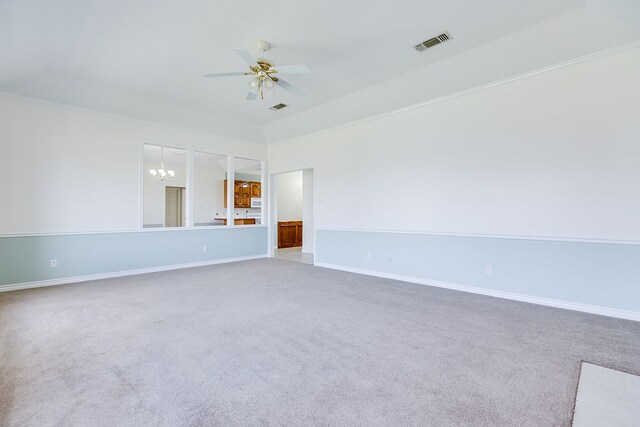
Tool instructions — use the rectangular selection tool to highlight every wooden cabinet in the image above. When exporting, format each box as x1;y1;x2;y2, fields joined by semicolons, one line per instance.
235;181;251;208
237;218;256;225
278;221;303;248
224;180;260;208
250;182;261;198
235;218;256;225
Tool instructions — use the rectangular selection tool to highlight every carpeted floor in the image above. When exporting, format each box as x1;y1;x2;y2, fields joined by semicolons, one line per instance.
1;259;639;426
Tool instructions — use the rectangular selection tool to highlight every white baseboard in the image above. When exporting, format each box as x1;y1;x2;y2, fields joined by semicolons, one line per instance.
0;254;268;293
314;262;640;322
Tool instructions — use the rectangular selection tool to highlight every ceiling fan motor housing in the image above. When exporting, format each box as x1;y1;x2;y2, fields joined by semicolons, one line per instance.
256;40;271;51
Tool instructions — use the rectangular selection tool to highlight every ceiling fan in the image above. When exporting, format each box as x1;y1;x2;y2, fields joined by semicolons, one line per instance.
203;40;311;101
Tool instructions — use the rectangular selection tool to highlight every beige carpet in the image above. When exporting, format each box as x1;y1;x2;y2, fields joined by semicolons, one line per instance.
1;258;639;426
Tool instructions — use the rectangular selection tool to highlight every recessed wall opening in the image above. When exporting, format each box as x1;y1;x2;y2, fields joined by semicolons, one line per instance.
143;144;187;228
270;168;314;264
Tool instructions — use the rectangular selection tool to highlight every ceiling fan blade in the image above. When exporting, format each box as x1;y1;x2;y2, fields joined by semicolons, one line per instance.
274;64;311;74
233;48;257;66
276;78;306;96
203;72;246;78
246;91;257;101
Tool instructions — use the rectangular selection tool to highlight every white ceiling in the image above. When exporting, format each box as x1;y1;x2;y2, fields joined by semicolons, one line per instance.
2;0;639;143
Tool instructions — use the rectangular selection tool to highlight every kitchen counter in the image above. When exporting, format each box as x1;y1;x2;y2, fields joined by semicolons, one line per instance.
214;217;256;225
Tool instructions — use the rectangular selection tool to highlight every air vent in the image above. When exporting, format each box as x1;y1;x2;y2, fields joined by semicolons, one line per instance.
269;103;288;111
414;32;451;52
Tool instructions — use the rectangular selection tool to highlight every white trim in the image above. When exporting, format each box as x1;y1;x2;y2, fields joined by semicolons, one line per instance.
226;156;234;227
269;171;278;256
139;140;145;229
314;262;640;322
0;254;267;293
267;39;640;146
185;149;194;228
315;227;640;246
0;225;268;238
260;159;266;230
139;224;267;231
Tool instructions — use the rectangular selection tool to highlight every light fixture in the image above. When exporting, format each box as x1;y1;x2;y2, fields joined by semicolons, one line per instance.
203;40;310;101
148;146;175;181
248;73;276;100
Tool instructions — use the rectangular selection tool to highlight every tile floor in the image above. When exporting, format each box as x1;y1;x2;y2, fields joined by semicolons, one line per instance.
573;362;640;426
275;247;314;264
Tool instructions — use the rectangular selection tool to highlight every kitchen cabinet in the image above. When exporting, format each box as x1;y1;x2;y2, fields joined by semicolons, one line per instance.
224;180;260;208
250;182;261;198
278;221;303;248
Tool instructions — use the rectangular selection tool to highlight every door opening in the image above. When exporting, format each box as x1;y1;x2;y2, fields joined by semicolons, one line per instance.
271;169;314;264
165;186;186;227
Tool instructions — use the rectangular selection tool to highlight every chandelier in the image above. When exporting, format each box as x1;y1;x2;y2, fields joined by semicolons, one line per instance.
148;146;175;181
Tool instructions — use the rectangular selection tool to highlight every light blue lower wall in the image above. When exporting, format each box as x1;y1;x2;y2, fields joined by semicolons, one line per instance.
0;227;268;287
316;229;640;313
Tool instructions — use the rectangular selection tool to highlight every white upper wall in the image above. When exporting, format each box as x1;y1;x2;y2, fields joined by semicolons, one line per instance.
193;158;227;225
0;95;266;234
276;171;303;222
268;45;640;242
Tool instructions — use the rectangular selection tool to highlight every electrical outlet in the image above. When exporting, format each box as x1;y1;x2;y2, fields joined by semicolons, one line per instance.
202;246;208;253
485;265;493;276
387;256;393;264
366;252;372;261
50;259;57;268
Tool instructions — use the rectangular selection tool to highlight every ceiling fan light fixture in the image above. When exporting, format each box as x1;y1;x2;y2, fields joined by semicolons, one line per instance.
204;40;309;101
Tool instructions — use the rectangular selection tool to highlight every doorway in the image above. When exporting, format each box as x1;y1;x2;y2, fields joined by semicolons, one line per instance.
165;186;185;227
271;169;314;264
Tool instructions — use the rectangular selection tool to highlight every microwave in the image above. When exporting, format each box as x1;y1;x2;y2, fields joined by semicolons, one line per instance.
250;198;262;208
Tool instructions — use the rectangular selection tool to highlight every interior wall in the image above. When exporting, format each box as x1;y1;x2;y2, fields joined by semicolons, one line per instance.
302;169;314;253
194;164;226;225
0;94;266;235
0;94;268;288
0;227;267;287
267;45;640;315
276;171;303;222
269;46;640;241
